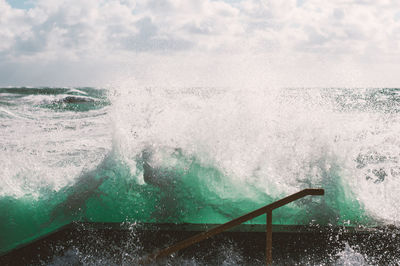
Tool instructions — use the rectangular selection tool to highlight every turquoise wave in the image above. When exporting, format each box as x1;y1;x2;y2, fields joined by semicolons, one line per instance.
0;87;110;112
2;87;398;255
0;148;371;255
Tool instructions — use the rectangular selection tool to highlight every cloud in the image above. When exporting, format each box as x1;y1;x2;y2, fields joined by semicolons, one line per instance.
0;0;29;52
0;0;400;87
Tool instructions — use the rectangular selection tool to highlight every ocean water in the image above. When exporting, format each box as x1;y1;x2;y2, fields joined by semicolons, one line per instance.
1;87;400;263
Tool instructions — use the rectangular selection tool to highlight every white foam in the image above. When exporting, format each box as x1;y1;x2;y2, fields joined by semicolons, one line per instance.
111;86;400;223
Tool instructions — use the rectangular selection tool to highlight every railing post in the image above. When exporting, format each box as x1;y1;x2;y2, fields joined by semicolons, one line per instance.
266;210;272;265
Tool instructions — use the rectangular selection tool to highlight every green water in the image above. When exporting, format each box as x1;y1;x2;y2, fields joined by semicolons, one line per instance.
0;150;370;255
2;87;398;255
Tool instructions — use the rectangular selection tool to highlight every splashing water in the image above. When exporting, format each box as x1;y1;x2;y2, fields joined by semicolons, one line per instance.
334;243;367;266
1;87;400;261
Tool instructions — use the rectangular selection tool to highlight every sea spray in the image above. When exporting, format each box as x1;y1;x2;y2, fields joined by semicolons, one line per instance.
1;87;399;255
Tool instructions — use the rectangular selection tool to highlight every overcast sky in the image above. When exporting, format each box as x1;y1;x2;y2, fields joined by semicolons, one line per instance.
1;0;400;88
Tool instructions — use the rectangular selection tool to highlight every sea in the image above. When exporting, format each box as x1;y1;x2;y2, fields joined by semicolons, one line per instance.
1;87;400;264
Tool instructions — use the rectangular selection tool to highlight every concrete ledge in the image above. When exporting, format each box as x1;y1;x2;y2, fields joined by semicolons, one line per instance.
1;222;399;265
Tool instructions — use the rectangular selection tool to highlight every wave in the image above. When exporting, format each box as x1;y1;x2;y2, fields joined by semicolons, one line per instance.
0;87;110;112
1;87;399;255
0;143;372;254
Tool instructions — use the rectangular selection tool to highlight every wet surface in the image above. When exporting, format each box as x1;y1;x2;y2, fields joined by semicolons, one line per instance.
1;223;400;265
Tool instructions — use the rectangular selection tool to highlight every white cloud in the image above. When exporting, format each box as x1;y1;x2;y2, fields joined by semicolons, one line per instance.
0;0;30;51
0;0;400;87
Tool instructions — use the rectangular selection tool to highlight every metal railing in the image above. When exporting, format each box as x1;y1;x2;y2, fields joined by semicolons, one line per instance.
141;188;324;265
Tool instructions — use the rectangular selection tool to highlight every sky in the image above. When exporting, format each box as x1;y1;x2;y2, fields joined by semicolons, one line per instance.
1;0;400;88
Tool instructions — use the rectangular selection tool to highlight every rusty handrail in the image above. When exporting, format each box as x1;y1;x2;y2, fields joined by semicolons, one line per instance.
141;188;324;265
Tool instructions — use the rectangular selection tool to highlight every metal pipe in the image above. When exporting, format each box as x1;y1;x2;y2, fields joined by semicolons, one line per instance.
141;188;324;264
